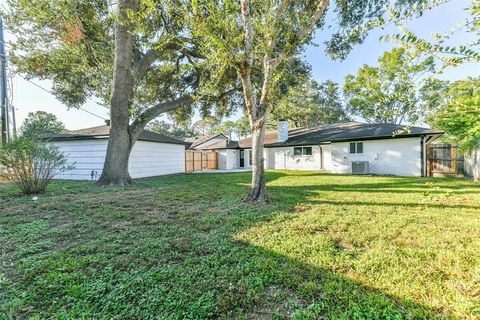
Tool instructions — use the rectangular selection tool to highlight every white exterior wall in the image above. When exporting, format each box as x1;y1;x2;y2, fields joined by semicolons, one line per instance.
217;149;228;170
242;148;270;169
226;149;239;169
464;148;480;181
267;145;322;171
328;137;422;176
217;149;240;170
128;141;185;178
53;139;185;180
244;149;251;168
54;140;108;180
266;148;275;169
321;144;332;171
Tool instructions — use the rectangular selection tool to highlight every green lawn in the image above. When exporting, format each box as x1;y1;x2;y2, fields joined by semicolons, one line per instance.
1;171;479;319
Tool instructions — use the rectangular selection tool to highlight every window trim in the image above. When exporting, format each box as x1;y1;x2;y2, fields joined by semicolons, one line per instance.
349;142;364;154
293;146;313;156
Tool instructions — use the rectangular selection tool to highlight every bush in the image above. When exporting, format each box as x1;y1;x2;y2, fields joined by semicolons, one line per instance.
0;138;73;194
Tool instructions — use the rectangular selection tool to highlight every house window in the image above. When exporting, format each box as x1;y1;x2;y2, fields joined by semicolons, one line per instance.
293;146;313;156
350;142;363;154
249;150;252;165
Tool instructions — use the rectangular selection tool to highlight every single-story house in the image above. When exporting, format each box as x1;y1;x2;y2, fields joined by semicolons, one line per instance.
190;121;444;177
46;125;189;180
186;133;241;170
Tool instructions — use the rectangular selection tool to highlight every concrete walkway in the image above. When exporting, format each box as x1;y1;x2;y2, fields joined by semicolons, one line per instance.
191;168;252;174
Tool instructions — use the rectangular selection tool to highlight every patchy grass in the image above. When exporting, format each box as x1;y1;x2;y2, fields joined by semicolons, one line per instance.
0;171;479;319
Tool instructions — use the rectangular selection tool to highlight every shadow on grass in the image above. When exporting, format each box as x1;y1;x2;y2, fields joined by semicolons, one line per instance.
0;171;469;318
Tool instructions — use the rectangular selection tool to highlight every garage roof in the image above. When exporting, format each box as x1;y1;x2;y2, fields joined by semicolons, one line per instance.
45;125;190;145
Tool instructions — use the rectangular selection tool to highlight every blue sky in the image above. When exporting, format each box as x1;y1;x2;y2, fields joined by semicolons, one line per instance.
6;0;480;130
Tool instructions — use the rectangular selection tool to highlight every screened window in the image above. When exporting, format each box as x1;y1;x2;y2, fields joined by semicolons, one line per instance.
294;147;313;156
249;150;252;165
349;142;363;154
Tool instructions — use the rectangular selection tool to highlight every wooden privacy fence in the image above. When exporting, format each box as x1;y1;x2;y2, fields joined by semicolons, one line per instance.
427;144;464;177
185;150;218;173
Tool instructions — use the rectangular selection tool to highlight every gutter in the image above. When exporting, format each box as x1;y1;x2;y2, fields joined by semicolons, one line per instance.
264;132;445;148
43;135;189;145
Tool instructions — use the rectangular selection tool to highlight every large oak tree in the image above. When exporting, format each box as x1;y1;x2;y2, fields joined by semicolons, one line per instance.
4;0;237;186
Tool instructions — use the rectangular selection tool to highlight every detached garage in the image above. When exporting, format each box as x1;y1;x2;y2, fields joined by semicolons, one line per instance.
46;125;188;180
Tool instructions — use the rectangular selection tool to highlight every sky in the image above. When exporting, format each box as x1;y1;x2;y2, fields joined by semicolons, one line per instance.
4;0;480;131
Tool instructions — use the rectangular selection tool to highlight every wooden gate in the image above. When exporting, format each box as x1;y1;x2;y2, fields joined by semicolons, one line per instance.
185;150;218;172
427;144;464;177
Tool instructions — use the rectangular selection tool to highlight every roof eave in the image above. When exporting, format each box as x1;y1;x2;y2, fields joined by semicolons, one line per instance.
43;134;189;145
262;131;445;148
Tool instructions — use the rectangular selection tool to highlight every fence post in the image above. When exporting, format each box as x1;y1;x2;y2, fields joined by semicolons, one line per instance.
452;146;457;173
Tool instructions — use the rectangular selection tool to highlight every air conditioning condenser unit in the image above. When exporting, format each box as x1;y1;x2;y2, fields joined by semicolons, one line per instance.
352;161;369;175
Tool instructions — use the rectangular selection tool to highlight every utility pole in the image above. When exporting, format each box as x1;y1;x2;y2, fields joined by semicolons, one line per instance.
0;19;8;144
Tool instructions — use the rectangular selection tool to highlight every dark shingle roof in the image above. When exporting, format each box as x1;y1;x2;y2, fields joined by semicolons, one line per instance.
45;125;189;145
240;122;443;148
238;126;316;148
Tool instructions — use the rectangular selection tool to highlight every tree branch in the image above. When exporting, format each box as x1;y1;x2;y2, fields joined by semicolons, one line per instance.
134;41;206;80
129;87;239;141
239;0;257;127
270;0;329;67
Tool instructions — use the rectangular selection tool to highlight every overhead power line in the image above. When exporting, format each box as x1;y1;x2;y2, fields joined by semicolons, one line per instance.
17;74;108;121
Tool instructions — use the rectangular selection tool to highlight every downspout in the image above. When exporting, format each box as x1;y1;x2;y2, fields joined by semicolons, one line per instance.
319;145;323;170
420;136;425;177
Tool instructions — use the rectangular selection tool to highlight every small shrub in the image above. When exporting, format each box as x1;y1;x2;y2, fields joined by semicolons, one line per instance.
0;138;73;194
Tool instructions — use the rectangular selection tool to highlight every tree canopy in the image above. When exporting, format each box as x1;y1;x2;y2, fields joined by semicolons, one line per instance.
20;111;66;139
344;47;434;124
426;77;480;151
4;0;240;185
387;0;480;68
271;79;350;128
147;119;196;139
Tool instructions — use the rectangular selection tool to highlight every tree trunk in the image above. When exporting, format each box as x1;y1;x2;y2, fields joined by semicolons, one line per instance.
244;119;268;202
97;0;136;186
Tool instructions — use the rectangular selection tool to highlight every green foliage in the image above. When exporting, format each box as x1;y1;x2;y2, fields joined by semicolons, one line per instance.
190;0;425;100
0;138;72;194
1;172;479;318
271;79;350;128
19;111;66;139
147;119;196;139
344;47;434;124
386;0;480;68
4;0;113;107
217;120;238;140
427;78;480;151
3;0;230;119
191;116;222;136
234;114;252;139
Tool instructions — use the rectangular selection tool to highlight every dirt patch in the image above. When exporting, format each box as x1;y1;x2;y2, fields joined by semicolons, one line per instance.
246;285;303;319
